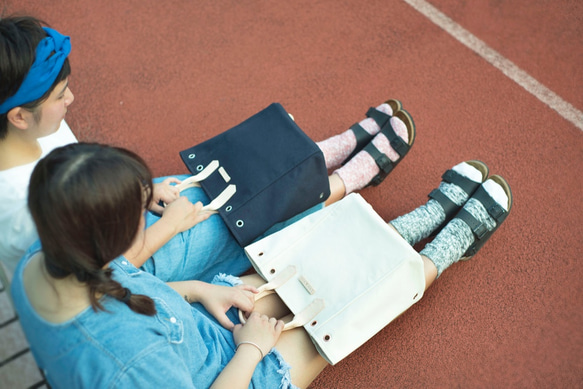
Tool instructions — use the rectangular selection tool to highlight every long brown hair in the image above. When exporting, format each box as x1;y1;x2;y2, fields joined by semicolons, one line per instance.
29;143;156;315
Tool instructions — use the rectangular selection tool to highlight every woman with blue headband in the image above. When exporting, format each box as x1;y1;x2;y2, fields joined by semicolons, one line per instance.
0;17;76;273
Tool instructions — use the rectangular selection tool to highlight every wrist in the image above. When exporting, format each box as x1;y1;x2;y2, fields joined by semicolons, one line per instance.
236;341;264;362
155;214;180;236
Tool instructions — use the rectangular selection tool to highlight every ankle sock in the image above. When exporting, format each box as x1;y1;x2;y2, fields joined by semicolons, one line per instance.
420;179;509;277
390;162;483;246
333;115;408;194
316;103;394;170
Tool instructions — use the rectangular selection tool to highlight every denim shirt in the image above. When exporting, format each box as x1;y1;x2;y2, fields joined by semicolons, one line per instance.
12;241;294;389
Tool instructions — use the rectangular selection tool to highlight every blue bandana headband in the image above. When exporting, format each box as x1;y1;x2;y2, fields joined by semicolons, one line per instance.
0;27;71;114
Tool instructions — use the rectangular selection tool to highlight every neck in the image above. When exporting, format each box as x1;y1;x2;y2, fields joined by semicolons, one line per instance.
23;253;93;323
0;127;42;171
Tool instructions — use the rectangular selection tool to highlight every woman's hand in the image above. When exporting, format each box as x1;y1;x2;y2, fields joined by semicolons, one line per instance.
161;197;211;233
198;284;258;330
149;177;181;214
233;312;285;361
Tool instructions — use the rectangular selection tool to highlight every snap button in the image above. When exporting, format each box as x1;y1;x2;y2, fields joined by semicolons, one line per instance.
188;154;195;159
170;317;177;324
121;261;128;265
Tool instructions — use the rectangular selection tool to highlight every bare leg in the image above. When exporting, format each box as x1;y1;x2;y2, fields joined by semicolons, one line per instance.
325;173;346;206
275;325;328;389
387;224;437;290
240;274;327;388
422;255;438;290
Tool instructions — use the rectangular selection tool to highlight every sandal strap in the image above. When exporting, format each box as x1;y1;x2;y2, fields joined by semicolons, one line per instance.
344;107;394;166
349;107;393;148
378;120;410;158
365;107;391;129
456;209;490;240
428;189;459;220
457;186;507;240
441;169;481;196
363;142;394;175
360;119;410;187
349;123;372;149
472;186;507;223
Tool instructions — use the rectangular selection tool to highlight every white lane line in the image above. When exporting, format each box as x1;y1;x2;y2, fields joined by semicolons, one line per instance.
403;0;583;131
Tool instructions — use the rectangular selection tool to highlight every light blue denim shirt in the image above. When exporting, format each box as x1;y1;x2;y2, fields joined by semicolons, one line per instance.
12;241;296;389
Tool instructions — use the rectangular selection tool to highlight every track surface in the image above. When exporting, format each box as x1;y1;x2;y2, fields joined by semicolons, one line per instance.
3;1;582;387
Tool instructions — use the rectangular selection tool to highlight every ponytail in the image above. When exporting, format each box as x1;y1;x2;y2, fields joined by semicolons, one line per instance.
87;267;156;316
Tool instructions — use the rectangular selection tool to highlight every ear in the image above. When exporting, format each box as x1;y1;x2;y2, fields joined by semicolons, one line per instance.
6;107;33;130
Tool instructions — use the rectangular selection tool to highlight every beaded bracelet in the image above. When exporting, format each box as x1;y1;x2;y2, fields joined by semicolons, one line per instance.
236;341;264;360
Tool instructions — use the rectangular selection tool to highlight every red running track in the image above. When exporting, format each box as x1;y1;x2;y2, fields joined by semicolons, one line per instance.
5;0;582;387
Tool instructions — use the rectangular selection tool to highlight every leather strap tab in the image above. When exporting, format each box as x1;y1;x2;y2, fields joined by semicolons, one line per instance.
456;209;489;240
363;143;394;174
378;120;409;158
472;186;507;223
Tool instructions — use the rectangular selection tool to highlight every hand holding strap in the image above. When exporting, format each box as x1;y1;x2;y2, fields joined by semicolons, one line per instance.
237;266;325;331
167;160;236;213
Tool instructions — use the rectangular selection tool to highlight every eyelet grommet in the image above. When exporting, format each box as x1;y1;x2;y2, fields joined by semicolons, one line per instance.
269;268;276;274
236;220;244;227
323;335;331;342
311;320;318;326
225;205;232;212
319;192;324;199
196;165;204;172
258;252;264;257
188;153;196;159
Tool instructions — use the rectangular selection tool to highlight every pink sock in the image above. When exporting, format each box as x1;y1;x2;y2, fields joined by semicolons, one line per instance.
317;103;394;169
334;116;409;194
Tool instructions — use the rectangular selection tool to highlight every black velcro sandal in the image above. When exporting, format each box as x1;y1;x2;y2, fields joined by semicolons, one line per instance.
362;108;416;186
428;160;489;235
341;99;402;165
455;175;513;260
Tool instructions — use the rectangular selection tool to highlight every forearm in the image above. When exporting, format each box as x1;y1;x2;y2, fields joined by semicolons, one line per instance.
210;346;261;389
124;218;177;268
166;280;209;304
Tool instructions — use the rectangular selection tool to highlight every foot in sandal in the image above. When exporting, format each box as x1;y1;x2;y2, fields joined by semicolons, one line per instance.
390;160;489;246
419;175;513;277
332;107;416;194
316;99;403;170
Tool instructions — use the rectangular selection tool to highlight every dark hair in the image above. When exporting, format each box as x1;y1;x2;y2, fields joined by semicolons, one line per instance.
0;15;71;138
28;143;157;316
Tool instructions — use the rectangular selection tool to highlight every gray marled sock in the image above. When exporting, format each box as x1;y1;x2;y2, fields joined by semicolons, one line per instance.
420;197;497;277
390;181;473;246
